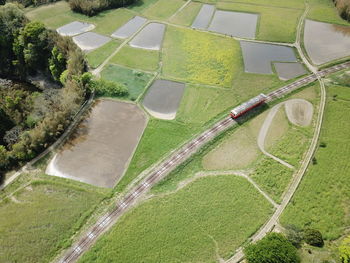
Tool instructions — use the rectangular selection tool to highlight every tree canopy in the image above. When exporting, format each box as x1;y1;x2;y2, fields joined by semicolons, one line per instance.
244;233;300;263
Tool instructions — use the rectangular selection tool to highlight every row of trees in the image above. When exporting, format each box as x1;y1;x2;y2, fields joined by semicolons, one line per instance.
0;3;88;172
0;0;59;7
68;0;137;16
333;0;350;21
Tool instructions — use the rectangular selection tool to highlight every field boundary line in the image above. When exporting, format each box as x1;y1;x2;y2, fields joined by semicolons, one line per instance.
168;0;192;21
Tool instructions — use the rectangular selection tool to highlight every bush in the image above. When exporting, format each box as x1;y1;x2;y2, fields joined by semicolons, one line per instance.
68;0;136;16
244;233;300;263
94;79;128;97
334;0;350;21
303;229;324;247
285;225;303;248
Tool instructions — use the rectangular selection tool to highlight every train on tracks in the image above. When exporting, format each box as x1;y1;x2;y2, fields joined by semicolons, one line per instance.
230;93;267;119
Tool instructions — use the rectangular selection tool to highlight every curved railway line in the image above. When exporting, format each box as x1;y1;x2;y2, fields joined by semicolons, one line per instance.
59;61;350;263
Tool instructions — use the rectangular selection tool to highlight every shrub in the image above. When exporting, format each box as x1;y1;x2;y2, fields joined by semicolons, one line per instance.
244;233;300;263
285;225;303;248
334;0;350;21
339;236;350;263
93;79;128;97
68;0;137;16
303;229;324;247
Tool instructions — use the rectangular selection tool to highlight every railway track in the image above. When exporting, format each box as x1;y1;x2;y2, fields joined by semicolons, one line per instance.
59;60;350;263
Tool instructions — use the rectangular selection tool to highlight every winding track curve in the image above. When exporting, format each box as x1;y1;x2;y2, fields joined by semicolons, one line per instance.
58;61;350;263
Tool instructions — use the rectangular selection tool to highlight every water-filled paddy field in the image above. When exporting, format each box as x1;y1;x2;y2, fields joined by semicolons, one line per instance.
73;32;111;51
304;19;350;65
142;79;186;120
56;21;94;36
46;100;147;188
111;16;147;39
129;22;166;50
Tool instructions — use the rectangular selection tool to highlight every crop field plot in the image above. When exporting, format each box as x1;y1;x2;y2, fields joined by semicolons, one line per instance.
101;64;154;100
127;0;159;12
304;19;350;65
129;22;166;50
86;40;121;69
26;1;134;35
208;10;259;39
116;119;201;193
281;84;350;240
0;177;106;263
110;45;160;72
169;1;203;26
46;100;147;188
191;4;215;29
73;32;111;51
79;175;273;263
273;62;308;81
56;21;94;36
111;16;147;39
162;26;239;87
217;2;303;43
142;80;186;120
142;0;186;20
216;0;305;9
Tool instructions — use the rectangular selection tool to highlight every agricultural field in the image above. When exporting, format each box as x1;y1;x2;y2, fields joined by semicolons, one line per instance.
80;175;274;262
3;0;348;262
0;174;108;263
281;84;350;240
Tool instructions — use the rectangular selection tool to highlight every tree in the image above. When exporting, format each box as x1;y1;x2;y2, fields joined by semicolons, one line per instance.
49;46;66;81
0;145;9;168
340;236;350;263
0;0;6;5
303;229;324;247
244;233;300;263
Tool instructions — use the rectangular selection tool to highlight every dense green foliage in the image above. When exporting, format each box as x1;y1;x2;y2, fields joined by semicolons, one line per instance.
244;233;300;263
68;0;136;16
340;236;350;263
7;0;59;7
303;228;324;247
0;3;87;172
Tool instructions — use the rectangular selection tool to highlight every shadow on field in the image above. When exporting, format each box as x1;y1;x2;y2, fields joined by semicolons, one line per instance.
234;103;270;125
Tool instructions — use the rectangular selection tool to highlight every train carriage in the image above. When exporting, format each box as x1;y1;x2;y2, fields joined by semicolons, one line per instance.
230;94;267;118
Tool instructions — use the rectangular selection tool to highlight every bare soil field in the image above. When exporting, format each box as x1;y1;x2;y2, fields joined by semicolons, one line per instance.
46;99;147;188
285;99;314;126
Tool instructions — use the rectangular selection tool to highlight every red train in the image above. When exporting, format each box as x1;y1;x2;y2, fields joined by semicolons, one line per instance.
230;94;267;119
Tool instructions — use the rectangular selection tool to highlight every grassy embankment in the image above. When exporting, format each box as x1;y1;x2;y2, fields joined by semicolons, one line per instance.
281;83;350;241
307;0;350;25
0;174;109;263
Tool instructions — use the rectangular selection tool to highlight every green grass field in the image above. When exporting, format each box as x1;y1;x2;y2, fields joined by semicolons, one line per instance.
127;0;159;12
216;0;305;9
26;1;134;34
110;45;160;72
307;0;349;25
0;176;107;263
162;26;239;87
116;119;201;193
101;64;154;100
217;2;303;43
281;84;350;240
169;1;203;26
80;175;273;262
86;40;120;69
142;0;185;20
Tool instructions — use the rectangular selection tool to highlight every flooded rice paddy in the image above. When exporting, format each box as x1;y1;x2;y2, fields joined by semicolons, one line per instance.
274;62;308;80
129;23;166;50
56;21;94;36
304;19;350;65
111;16;147;39
73;32;111;51
46;100;147;188
240;41;297;74
208;10;258;39
191;4;215;30
142;80;186;120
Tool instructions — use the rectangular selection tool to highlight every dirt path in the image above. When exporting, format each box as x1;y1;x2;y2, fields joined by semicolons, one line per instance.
257;102;295;169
